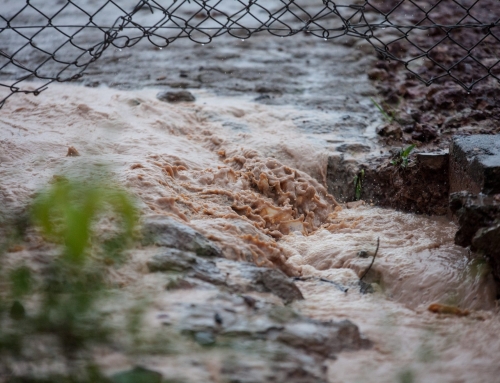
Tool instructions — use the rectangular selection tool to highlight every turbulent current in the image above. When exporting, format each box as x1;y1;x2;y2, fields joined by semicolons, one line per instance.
1;84;499;382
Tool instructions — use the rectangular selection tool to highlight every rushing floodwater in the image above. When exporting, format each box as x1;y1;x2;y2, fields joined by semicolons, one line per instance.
1;84;499;382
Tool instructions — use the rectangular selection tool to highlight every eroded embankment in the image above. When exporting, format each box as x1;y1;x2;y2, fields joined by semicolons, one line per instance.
1;84;500;383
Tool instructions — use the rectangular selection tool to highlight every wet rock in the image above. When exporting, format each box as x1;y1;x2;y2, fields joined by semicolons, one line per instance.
416;152;448;170
174;298;367;360
336;143;371;153
411;123;438;142
357;250;369;258
449;192;500;295
147;248;303;303
277;319;367;358
142;215;222;257
258;268;304;304
194;331;216;346
449;192;500;247
359;280;374;294
367;68;388;81
188;258;227;286
449;135;500;196
395;111;416;127
124;222;374;382
376;124;403;140
255;85;281;93
254;94;271;101
472;222;500;292
147;248;198;272
206;260;304;303
219;353;328;383
156;90;196;103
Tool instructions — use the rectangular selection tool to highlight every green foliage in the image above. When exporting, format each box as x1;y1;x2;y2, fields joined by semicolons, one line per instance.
31;179;137;264
391;144;416;168
111;367;163;383
370;97;395;123
8;364;113;383
398;369;415;383
0;176;139;378
353;169;365;201
9;266;33;298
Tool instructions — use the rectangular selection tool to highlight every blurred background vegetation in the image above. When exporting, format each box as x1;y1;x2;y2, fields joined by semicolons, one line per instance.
0;176;143;382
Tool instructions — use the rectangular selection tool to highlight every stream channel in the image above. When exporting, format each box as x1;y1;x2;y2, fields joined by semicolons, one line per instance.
1;1;500;382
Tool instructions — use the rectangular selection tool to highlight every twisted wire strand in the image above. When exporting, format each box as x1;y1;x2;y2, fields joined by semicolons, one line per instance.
1;0;499;108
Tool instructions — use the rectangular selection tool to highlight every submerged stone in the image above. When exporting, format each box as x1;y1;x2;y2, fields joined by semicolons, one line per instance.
156;90;196;103
147;248;199;272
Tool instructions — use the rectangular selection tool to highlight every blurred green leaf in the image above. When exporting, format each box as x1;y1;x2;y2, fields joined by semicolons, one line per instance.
1;176;139;377
31;178;138;264
9;266;33;297
398;369;415;383
111;367;163;383
9;300;25;321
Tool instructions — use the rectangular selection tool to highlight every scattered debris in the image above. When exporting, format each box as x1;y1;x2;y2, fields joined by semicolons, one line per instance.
428;303;470;317
358;237;380;294
357;250;369;258
66;146;80;157
293;276;348;293
359;280;374;295
359;237;380;282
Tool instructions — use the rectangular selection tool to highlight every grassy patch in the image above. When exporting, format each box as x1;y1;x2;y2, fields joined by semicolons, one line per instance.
391;144;416;168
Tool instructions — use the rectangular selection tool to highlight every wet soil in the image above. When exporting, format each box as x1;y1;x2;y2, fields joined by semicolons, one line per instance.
368;0;500;150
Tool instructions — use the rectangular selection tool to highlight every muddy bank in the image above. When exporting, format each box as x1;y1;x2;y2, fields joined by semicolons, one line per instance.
367;0;500;151
327;149;450;215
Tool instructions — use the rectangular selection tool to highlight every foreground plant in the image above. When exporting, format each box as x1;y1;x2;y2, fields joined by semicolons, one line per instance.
370;97;395;123
0;177;138;381
353;169;365;201
391;144;416;168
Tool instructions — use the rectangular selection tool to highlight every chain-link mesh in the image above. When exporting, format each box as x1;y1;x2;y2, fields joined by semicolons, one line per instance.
1;0;499;108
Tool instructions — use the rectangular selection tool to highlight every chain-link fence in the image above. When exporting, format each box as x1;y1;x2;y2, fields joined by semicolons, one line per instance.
1;0;499;108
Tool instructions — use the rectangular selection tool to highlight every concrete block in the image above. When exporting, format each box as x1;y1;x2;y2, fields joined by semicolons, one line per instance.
449;135;500;195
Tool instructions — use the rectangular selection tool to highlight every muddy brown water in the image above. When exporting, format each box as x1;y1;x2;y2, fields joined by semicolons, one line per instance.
1;1;500;382
1;84;500;383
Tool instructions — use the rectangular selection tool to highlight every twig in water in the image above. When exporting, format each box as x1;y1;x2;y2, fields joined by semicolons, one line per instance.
293;276;348;293
359;237;380;281
319;278;349;293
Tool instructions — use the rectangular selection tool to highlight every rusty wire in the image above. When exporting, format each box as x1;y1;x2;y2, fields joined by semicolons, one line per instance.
1;0;499;108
